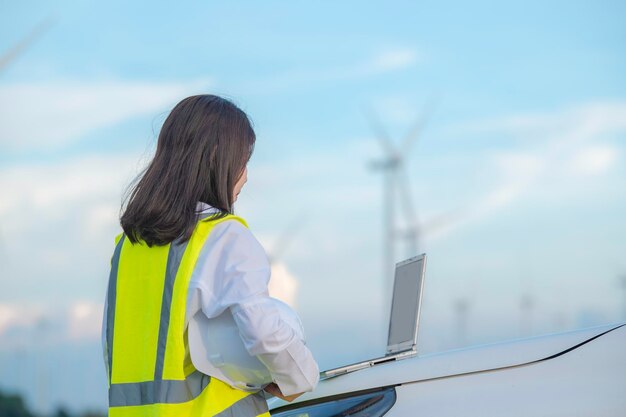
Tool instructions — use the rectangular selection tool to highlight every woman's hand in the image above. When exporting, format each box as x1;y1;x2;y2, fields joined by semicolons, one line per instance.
263;382;304;402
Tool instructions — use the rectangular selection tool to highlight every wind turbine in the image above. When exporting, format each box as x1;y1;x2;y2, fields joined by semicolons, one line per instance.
364;99;435;296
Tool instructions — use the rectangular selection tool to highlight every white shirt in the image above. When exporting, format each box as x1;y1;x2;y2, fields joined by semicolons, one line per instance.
101;202;320;396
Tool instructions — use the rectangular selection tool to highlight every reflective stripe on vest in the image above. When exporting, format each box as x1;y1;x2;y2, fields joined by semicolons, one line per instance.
105;213;270;417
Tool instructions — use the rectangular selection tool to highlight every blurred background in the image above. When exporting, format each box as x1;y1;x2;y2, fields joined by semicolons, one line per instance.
1;1;625;416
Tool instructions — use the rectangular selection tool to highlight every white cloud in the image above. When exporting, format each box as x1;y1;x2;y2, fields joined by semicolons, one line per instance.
0;48;418;146
425;101;626;241
318;46;419;79
0;153;145;308
67;301;104;341
476;151;545;214
369;47;419;72
0;154;143;237
0;304;43;335
458;101;626;141
0;77;212;151
0;300;103;345
240;46;419;94
567;145;618;175
268;261;299;308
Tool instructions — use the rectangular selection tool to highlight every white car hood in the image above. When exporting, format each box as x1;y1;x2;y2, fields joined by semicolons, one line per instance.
268;322;625;409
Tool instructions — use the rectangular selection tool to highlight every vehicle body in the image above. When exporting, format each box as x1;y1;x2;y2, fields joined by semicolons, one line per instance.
268;322;626;416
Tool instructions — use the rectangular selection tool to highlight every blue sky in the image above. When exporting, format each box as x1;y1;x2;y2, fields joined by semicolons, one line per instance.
1;0;625;414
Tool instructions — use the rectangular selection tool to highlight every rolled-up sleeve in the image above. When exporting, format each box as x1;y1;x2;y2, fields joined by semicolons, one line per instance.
194;219;320;396
231;299;320;395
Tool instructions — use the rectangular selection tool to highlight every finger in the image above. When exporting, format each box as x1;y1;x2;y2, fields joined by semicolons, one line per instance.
263;384;281;397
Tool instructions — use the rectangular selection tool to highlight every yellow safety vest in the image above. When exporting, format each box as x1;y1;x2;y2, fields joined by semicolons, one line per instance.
104;212;271;417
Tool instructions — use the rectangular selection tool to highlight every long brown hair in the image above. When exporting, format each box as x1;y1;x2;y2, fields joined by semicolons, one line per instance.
120;94;255;246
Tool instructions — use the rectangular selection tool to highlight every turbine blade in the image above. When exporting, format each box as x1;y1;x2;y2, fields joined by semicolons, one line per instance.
417;207;469;237
400;95;439;155
362;104;397;158
0;16;55;72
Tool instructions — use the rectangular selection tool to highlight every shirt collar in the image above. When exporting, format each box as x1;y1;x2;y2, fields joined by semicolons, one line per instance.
196;201;220;214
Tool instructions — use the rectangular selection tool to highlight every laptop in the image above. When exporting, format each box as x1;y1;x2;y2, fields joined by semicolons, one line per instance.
320;253;427;379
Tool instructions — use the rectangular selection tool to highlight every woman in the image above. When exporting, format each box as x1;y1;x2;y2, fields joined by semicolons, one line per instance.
101;94;320;417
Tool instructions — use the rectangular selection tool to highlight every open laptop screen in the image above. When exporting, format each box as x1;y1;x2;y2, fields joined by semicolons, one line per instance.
387;255;426;353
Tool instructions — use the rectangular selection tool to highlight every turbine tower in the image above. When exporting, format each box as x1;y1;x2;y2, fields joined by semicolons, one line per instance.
454;297;470;347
